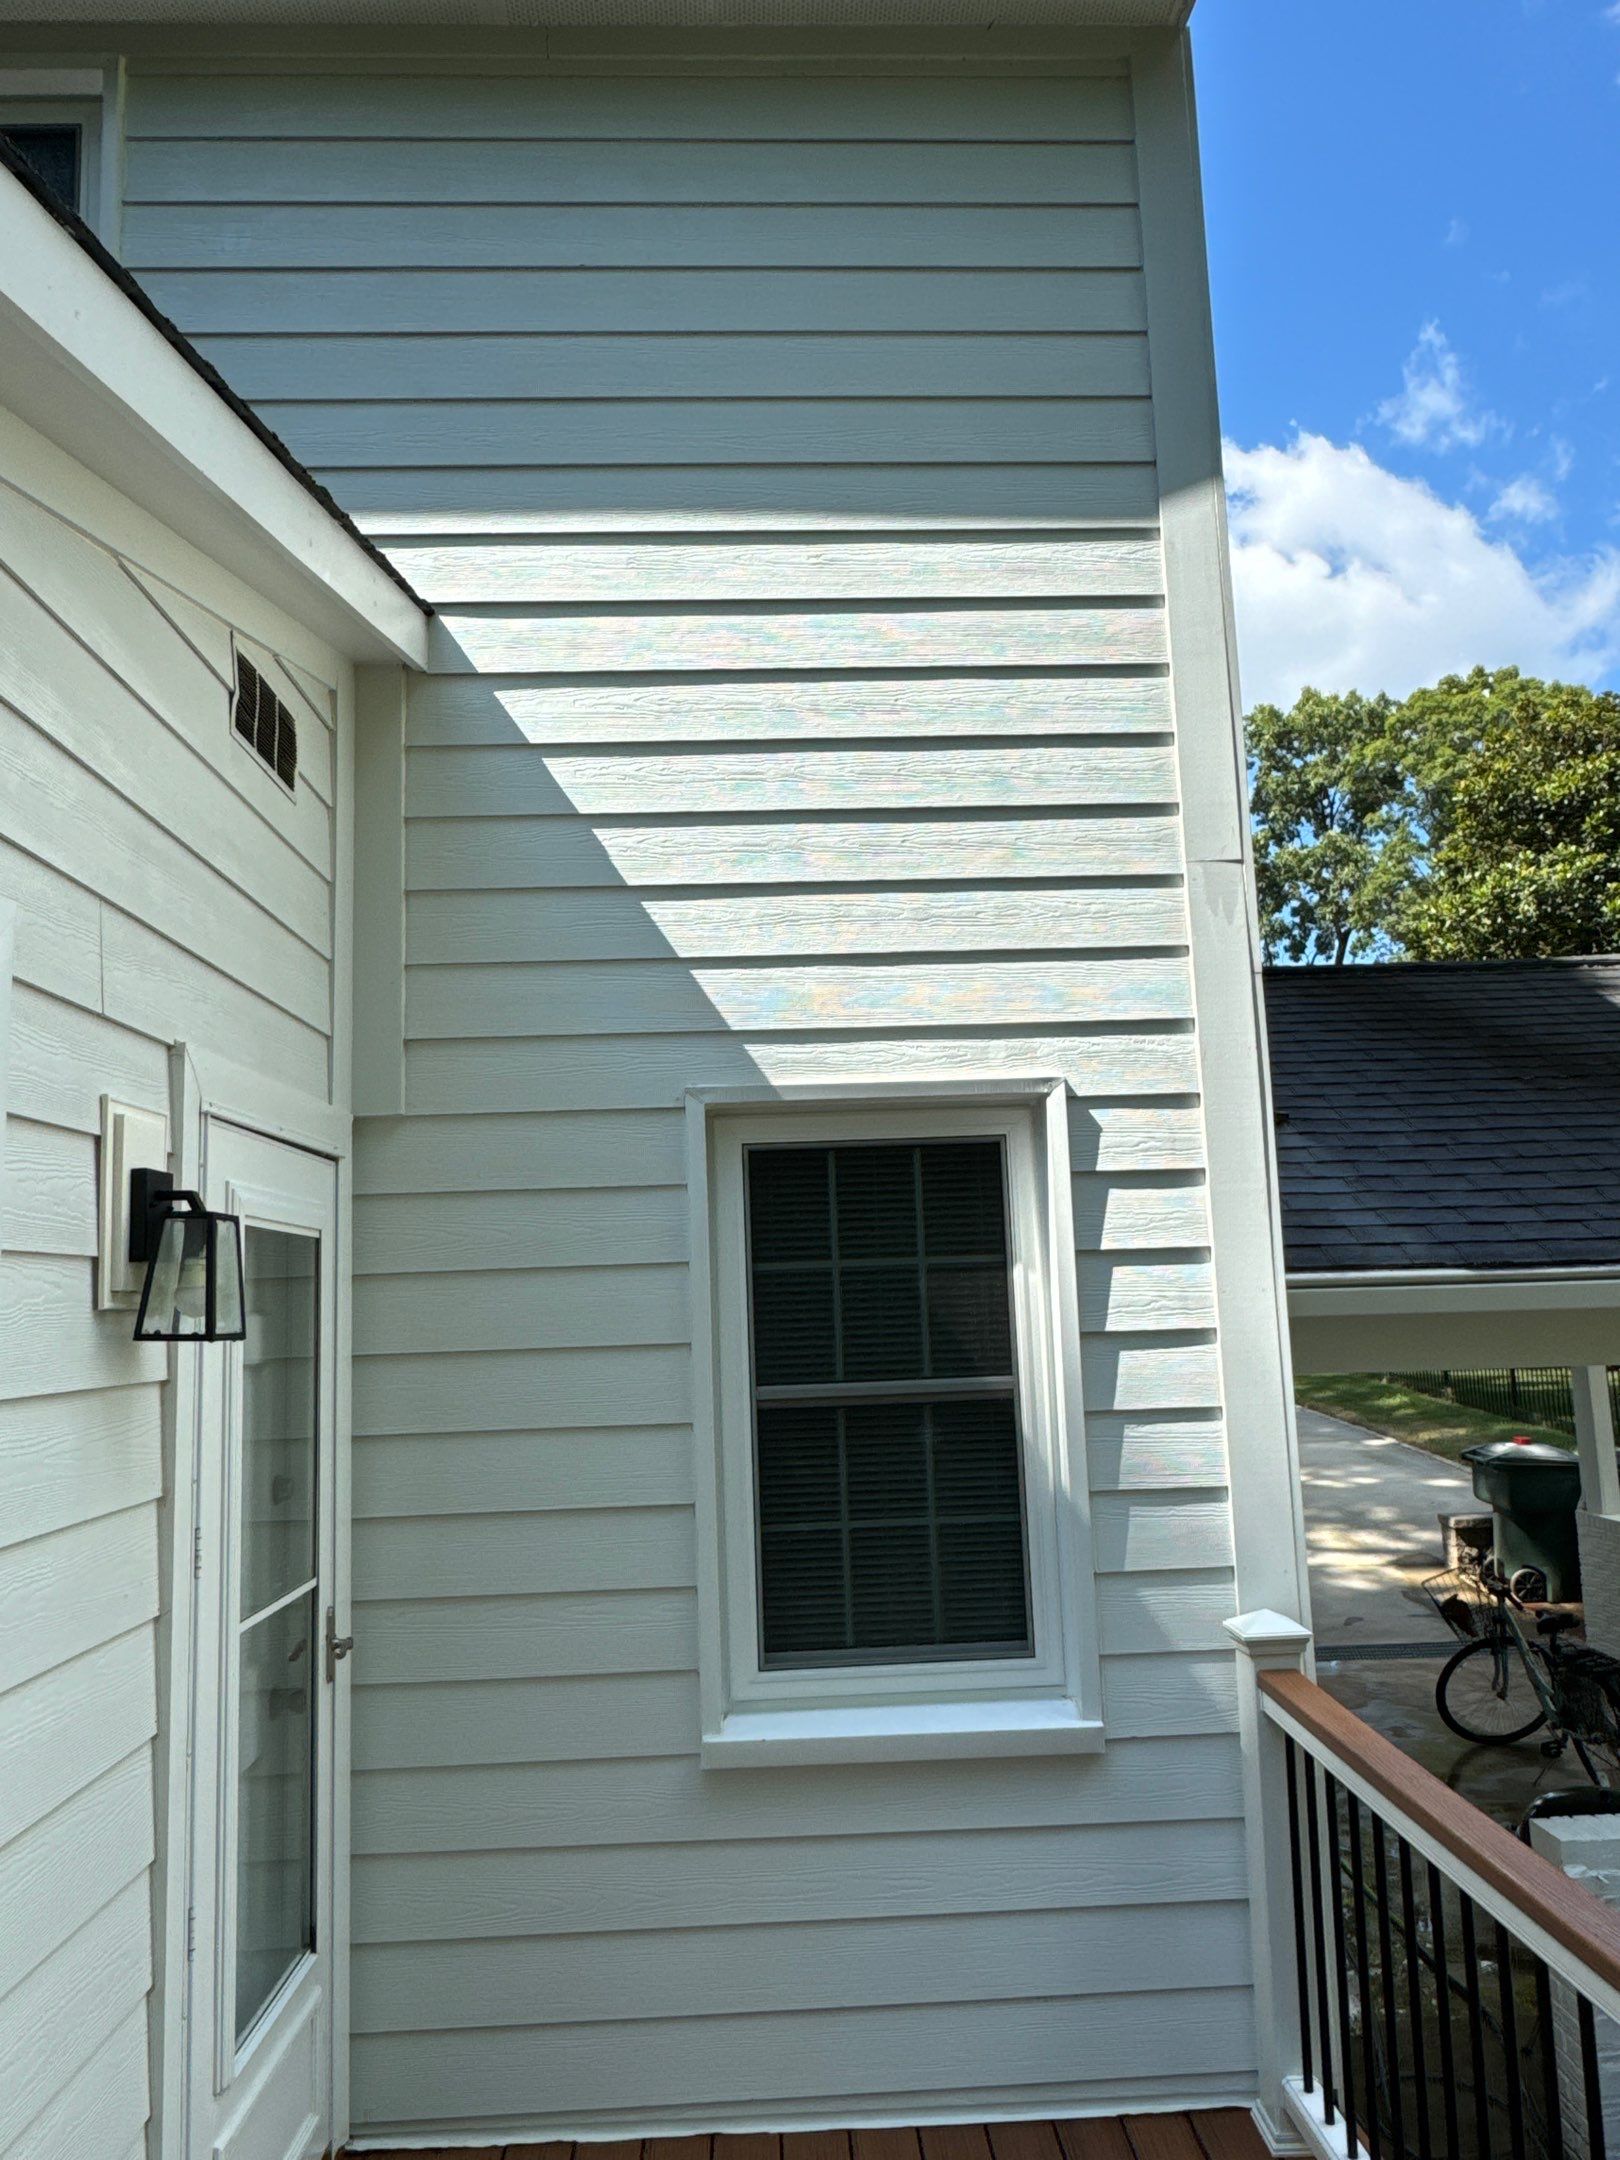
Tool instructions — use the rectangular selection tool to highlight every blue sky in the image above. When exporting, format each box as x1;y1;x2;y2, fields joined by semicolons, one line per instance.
1192;0;1620;709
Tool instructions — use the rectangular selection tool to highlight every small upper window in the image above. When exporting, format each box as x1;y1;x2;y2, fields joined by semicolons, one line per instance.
747;1139;1031;1668
233;651;298;794
1;121;84;217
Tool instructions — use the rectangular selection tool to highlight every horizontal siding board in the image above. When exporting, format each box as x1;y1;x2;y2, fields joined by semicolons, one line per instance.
0;1879;152;2152
128;138;1139;205
139;268;1151;340
355;1262;688;1355
350;1731;1243;1856
0;1508;158;1695
128;202;1144;270
353;1899;1250;2034
326;461;1161;524
355;1186;687;1275
408;812;1184;892
407;886;1187;965
405;671;1172;747
354;1506;696;1600
99;911;331;1099
355;1107;686;1195
353;1428;694;1518
128;72;1137;141
404;955;1191;1039
1067;1103;1204;1175
1080;1255;1214;1333
0;837;103;1010
1090;1492;1233;1576
0;1631;156;1848
1081;1333;1221;1413
388;533;1162;606
293;401;1154;475
0;1750;153;2001
351;1816;1247;1938
352;1987;1253;2126
406;743;1175;816
202;333;1151;404
0;1257;165;1404
1099;1570;1238;1656
4;2003;149;2160
405;1028;1199;1116
2;1118;99;1258
6;986;169;1136
1103;1651;1237;1738
0;1387;162;1553
0;703;331;1027
1074;1175;1210;1250
1084;1412;1228;1491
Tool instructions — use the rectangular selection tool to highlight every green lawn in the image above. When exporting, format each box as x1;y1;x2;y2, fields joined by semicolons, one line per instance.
1295;1372;1573;1465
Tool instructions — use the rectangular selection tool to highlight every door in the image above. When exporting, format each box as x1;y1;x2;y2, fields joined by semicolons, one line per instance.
188;1122;342;2160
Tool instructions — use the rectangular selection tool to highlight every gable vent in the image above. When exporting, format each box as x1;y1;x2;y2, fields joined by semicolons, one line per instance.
233;651;297;792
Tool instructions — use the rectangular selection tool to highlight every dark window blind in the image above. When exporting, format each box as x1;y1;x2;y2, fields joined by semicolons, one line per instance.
2;124;82;214
746;1139;1033;1668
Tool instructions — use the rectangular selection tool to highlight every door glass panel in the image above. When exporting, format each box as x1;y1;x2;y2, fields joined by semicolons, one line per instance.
236;1589;315;2039
240;1229;318;1620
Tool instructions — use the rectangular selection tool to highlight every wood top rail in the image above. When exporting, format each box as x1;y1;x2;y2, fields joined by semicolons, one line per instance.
1259;1666;1620;2000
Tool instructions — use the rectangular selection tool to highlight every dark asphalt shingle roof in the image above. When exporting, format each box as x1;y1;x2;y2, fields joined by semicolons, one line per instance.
1263;959;1620;1275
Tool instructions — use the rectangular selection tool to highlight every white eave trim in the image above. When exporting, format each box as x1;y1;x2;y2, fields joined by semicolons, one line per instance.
0;166;428;667
1287;1266;1620;1318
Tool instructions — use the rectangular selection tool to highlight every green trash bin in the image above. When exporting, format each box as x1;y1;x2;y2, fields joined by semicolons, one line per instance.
1459;1437;1584;1601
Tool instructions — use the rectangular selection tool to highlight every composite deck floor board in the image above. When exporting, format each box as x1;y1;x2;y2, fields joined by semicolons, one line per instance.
350;2114;1263;2160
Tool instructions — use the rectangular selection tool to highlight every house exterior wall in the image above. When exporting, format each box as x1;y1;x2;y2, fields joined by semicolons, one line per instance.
0;402;353;2159
1580;1511;1620;1658
115;26;1282;2137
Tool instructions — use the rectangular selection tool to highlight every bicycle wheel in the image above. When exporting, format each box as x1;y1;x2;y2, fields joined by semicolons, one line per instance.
1436;1638;1549;1745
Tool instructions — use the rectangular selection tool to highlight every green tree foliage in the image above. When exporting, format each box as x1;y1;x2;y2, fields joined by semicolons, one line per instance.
1247;667;1620;963
1245;687;1414;963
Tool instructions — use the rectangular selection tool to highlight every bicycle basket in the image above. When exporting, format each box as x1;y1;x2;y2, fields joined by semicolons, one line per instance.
1424;1564;1492;1644
1558;1645;1620;1742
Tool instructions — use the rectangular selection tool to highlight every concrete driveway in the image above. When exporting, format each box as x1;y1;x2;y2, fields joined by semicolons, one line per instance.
1297;1405;1474;1649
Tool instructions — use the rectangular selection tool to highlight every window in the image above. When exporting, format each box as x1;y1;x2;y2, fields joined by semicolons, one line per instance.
0;72;108;229
1;121;82;213
692;1084;1102;1766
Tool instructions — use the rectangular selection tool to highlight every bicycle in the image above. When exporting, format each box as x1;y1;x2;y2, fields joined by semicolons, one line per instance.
1424;1552;1620;1786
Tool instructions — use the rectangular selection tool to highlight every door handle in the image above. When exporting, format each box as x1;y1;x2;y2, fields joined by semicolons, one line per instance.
325;1605;354;1683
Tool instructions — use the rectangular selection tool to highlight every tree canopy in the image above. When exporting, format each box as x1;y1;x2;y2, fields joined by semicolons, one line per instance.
1246;667;1620;964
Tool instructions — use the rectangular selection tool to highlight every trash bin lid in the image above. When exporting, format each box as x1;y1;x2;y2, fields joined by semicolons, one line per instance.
1460;1438;1580;1467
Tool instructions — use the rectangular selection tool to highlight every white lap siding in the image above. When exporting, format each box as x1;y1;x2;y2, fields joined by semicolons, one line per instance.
124;37;1248;2136
0;408;348;2158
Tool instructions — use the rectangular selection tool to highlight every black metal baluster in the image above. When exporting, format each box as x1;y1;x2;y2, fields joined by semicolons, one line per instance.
1283;1738;1315;2100
1373;1819;1408;2158
1579;1994;1608;2160
1494;1921;1526;2159
1326;1776;1360;2155
1460;1893;1494;2159
1399;1839;1432;2159
1305;1757;1338;2126
1429;1863;1462;2160
1347;1792;1384;2157
1532;1956;1564;2160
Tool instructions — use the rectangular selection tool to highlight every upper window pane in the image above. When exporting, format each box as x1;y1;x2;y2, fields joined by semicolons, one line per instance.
2;124;82;214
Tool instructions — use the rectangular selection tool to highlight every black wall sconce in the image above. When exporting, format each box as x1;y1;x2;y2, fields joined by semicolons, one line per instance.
129;1169;247;1343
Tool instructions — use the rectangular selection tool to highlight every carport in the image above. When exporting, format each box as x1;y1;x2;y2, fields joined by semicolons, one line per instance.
1265;958;1620;1652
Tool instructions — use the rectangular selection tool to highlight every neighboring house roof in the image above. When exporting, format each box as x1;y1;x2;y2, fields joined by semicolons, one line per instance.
0;138;427;661
1264;958;1620;1276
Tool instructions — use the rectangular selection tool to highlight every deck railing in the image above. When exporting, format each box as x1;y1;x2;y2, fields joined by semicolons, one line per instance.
1227;1613;1620;2160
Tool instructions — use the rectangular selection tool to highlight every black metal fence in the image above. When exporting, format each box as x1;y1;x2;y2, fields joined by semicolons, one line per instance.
1390;1368;1620;1440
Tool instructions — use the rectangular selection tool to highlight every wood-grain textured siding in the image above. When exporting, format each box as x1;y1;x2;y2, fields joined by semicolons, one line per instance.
123;34;1246;2140
0;403;348;2158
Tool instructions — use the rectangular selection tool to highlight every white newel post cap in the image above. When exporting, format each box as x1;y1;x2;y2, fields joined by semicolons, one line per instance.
1224;1609;1313;1667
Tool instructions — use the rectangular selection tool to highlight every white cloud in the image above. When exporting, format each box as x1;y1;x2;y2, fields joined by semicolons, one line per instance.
1224;431;1620;707
1489;474;1559;524
1445;216;1470;247
1377;321;1501;451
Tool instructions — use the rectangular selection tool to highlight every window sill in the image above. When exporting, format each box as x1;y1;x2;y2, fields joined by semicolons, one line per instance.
701;1697;1105;1768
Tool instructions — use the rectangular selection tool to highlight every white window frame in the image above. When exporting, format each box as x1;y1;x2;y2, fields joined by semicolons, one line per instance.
688;1077;1103;1767
0;67;121;239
